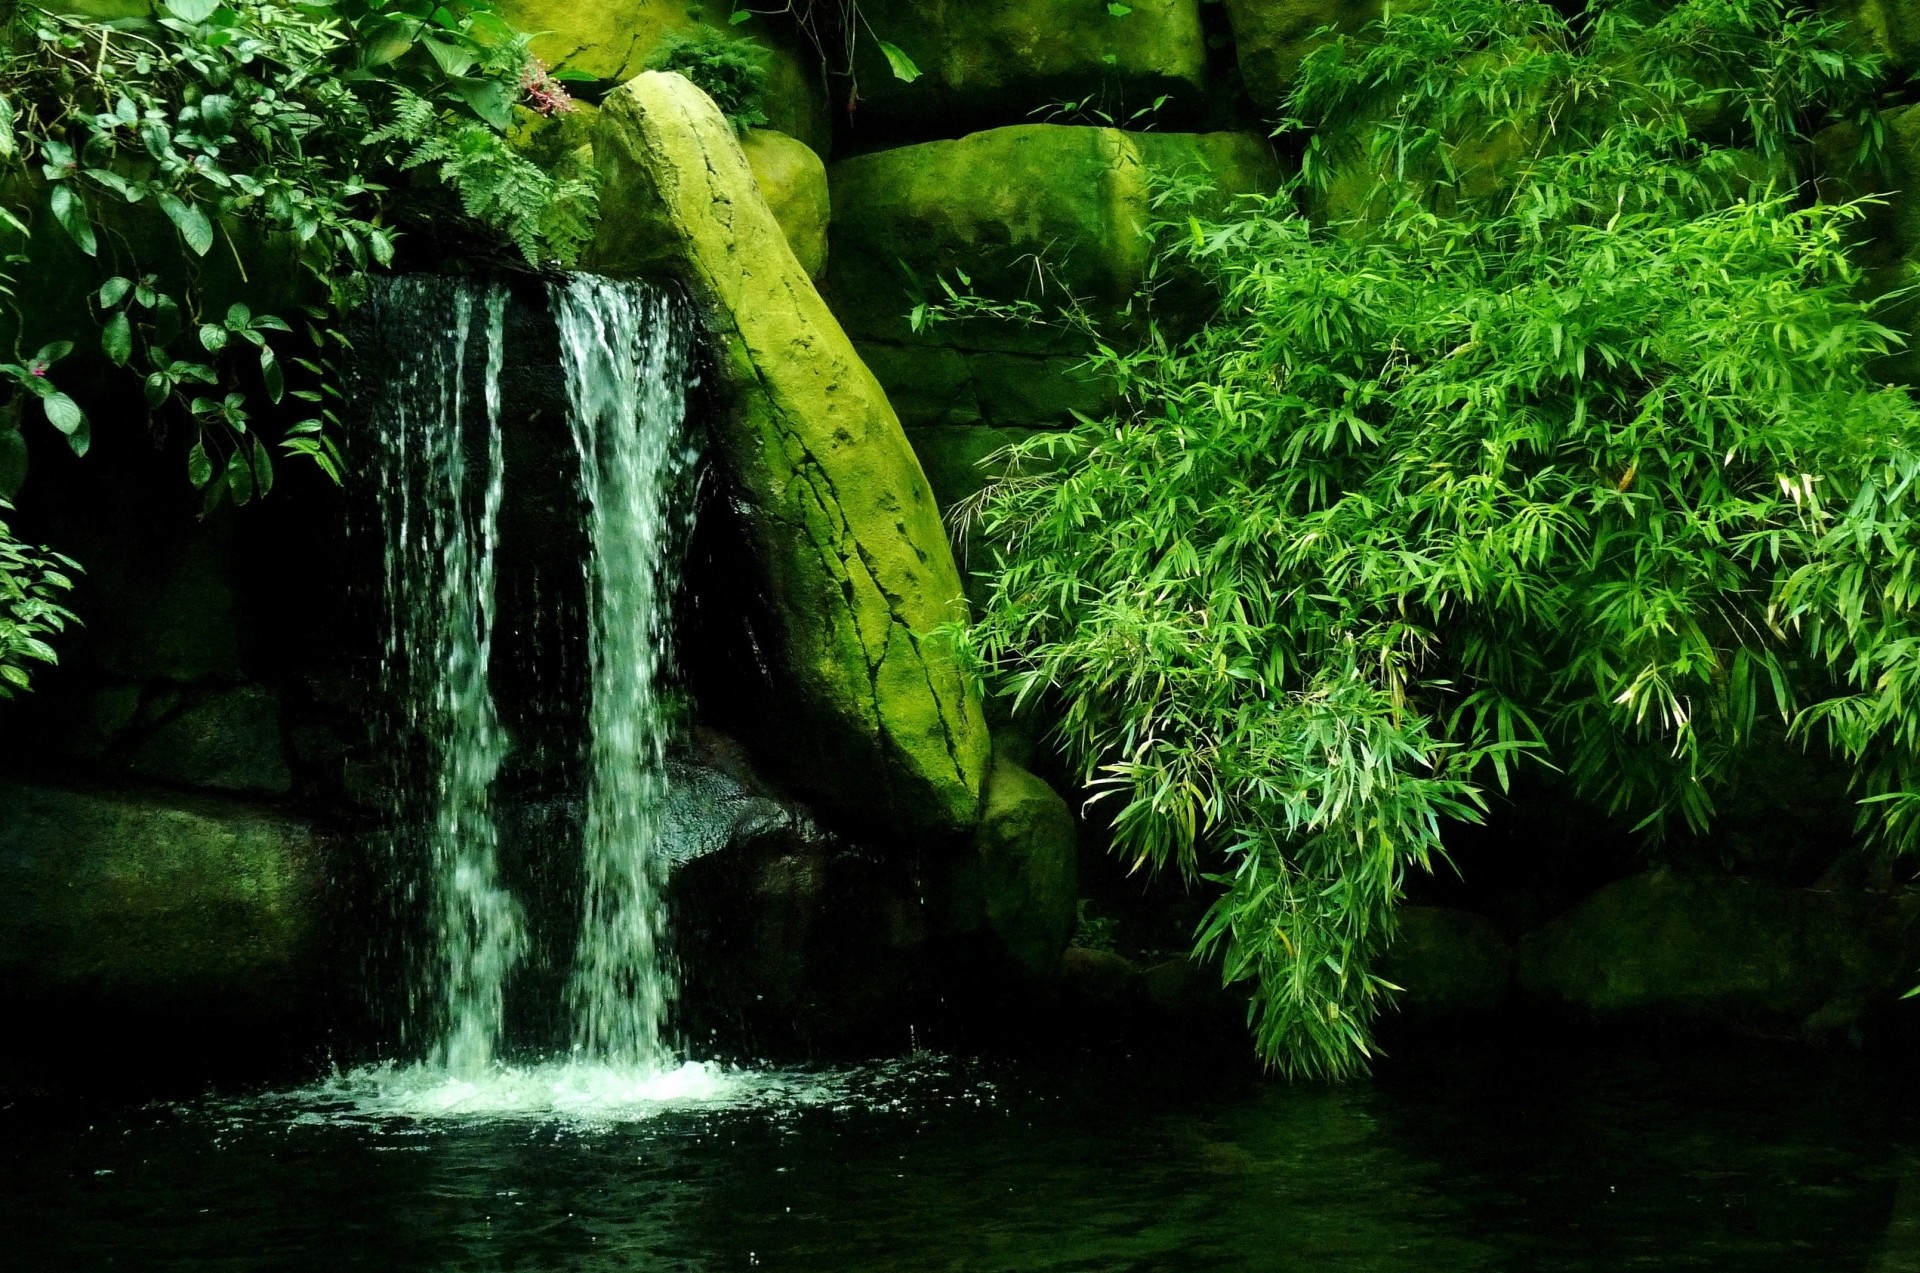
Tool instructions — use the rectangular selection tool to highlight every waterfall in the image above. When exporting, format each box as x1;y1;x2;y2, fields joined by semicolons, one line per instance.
554;276;698;1068
365;277;525;1076
352;274;710;1111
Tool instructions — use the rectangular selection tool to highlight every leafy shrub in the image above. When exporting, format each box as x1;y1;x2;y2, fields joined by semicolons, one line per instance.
950;0;1919;1076
645;28;771;133
0;0;598;693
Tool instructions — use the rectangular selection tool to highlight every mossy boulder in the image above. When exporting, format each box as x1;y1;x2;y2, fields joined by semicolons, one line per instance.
500;0;831;154
827;124;1278;428
0;780;323;1012
1221;0;1384;115
1518;870;1920;1036
950;753;1079;979
126;684;292;795
1377;906;1513;1020
742;129;831;281
586;71;989;836
1823;1;1920;70
829;124;1280;349
1815;104;1920;380
848;0;1210;137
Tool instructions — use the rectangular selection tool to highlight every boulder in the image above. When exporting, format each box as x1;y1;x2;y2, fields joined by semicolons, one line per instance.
0;780;324;1013
1377;905;1513;1020
1221;0;1384;115
1518;869;1920;1036
1822;1;1920;71
1815;104;1920;380
826;124;1279;429
500;0;832;154
742;129;831;281
910;424;1054;512
586;72;990;836
849;0;1211;137
126;683;293;795
959;754;1079;979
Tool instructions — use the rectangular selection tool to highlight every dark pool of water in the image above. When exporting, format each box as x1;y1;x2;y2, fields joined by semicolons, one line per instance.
6;1038;1919;1271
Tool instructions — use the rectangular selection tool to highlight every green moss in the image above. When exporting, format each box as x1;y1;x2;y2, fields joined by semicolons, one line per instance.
851;0;1210;130
826;124;1281;354
499;0;831;154
1221;0;1388;115
970;753;1079;979
0;781;321;1005
742;130;831;281
586;71;989;835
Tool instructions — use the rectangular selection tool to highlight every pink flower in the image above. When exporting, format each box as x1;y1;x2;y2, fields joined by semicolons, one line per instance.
520;59;577;116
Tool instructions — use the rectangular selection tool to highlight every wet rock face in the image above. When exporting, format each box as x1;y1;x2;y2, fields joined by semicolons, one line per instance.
661;735;935;1054
847;0;1212;139
587;71;990;839
0;780;325;1015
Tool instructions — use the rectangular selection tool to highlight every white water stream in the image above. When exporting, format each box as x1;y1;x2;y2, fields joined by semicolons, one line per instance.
351;275;715;1117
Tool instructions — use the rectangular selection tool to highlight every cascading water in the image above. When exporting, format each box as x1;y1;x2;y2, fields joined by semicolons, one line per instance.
365;277;525;1077
334;274;733;1116
554;276;698;1068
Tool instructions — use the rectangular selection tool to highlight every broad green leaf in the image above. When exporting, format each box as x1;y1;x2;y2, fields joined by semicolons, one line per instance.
164;0;222;21
877;41;922;83
43;392;83;441
48;184;96;256
261;345;284;404
448;77;511;129
421;35;476;78
101;311;133;366
198;93;235;137
158;193;214;256
251;436;274;498
199;323;229;353
226;443;253;505
187;440;213;488
98;276;133;308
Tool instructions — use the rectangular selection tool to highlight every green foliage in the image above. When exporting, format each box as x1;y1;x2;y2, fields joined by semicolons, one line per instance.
0;0;595;496
0;0;596;690
949;0;1920;1076
646;27;771;132
0;496;75;698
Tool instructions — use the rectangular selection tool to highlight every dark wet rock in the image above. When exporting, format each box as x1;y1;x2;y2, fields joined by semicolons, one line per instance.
1518;870;1920;1037
0;779;325;1014
947;754;1079;980
1378;906;1513;1020
126;683;292;795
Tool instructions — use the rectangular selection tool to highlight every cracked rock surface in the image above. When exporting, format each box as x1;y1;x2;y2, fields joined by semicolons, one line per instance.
586;71;989;838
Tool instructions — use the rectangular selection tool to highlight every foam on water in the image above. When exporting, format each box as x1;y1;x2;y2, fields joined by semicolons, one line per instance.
286;1052;817;1128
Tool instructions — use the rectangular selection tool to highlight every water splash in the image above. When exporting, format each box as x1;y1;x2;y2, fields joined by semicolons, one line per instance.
366;277;525;1076
552;275;698;1068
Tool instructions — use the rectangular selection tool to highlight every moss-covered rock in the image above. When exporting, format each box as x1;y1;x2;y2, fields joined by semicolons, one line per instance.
500;0;831;154
951;753;1078;979
742;129;831;281
586;71;989;836
1815;104;1920;380
0;780;322;1010
849;0;1210;137
910;425;1049;511
127;684;292;795
828;124;1279;350
1518;869;1920;1036
826;124;1277;429
1823;0;1920;70
1221;0;1384;116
